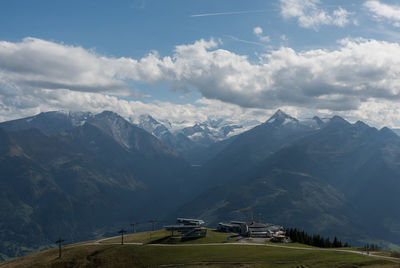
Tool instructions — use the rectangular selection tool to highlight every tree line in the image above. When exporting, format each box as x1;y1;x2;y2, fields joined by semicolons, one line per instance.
285;228;350;248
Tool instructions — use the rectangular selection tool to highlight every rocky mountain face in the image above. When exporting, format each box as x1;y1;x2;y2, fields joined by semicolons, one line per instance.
173;111;400;249
2;109;400;260
176;119;243;147
198;110;322;186
137;114;246;164
0;111;193;260
137;114;197;156
391;128;400;137
0;111;91;134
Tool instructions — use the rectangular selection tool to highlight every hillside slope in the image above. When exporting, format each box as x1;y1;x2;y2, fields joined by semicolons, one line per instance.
199;110;319;186
0;111;193;260
1;231;397;268
175;112;400;248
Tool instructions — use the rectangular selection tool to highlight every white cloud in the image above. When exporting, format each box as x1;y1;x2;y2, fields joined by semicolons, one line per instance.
151;37;400;112
253;27;263;36
4;37;400;128
364;0;400;26
2;87;400;130
280;0;352;30
0;87;272;130
0;38;128;94
253;27;270;42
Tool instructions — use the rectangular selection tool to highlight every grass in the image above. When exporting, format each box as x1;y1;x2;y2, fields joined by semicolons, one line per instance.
99;229;171;244
2;229;399;267
369;250;400;259
1;243;396;268
101;229;239;244
264;241;316;248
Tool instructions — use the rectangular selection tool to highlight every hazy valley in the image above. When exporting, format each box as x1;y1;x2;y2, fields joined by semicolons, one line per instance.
2;110;400;260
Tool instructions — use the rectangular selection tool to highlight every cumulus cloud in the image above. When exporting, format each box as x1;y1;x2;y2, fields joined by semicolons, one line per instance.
2;87;400;130
0;38;128;94
130;37;400;112
279;0;352;29
364;0;400;26
4;37;400;127
0;86;272;130
253;27;270;42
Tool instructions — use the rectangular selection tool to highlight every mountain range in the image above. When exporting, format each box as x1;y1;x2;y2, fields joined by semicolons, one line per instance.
0;111;193;260
1;109;400;260
174;111;400;249
137;114;250;164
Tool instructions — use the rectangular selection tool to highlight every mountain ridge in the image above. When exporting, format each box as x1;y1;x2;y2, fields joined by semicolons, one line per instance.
172;110;400;249
2;109;400;260
0;111;193;260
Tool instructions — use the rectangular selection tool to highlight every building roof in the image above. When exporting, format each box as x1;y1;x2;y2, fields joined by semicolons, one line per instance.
267;225;283;232
218;223;237;228
177;218;204;222
247;222;267;228
176;218;205;225
231;221;247;225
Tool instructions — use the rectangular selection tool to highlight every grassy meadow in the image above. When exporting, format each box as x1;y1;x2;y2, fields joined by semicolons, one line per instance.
1;229;400;268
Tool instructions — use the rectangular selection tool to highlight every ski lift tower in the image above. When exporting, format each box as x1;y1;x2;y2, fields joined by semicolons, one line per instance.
55;238;65;258
118;229;127;245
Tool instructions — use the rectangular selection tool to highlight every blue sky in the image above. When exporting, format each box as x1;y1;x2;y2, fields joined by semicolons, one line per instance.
2;0;400;128
0;0;361;56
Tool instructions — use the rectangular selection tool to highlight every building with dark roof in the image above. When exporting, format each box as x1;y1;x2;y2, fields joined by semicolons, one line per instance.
164;218;207;238
217;220;286;239
217;222;248;235
247;221;269;237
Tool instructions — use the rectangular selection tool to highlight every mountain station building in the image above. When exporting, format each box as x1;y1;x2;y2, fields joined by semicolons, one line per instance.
217;221;286;240
164;218;207;238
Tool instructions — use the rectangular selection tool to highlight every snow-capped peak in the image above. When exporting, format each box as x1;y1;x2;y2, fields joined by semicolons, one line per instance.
266;110;298;125
139;114;158;125
138;114;171;138
300;116;325;129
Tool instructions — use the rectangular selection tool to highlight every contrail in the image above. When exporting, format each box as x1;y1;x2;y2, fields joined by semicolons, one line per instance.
190;3;356;18
224;35;268;47
190;10;269;17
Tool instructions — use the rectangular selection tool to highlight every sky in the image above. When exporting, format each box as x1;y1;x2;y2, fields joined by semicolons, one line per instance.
2;0;400;128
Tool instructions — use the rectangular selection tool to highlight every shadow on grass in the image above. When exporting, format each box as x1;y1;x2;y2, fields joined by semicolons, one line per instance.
147;235;205;244
147;236;178;244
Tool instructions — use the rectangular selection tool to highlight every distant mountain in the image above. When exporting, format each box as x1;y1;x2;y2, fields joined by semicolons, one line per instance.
138;114;172;140
0;111;193;260
179;123;216;147
137;114;243;164
176;119;243;147
0;111;90;134
138;114;197;155
199;110;320;186
4;108;400;260
174;111;400;249
391;128;400;137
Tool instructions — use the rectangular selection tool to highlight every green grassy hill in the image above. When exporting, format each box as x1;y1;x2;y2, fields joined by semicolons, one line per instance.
98;229;240;245
1;229;400;268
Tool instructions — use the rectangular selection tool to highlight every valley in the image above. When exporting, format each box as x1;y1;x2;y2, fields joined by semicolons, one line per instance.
4;1;400;266
1;109;400;260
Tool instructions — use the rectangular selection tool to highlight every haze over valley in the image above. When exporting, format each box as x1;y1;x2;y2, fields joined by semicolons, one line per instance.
2;0;400;265
2;109;400;260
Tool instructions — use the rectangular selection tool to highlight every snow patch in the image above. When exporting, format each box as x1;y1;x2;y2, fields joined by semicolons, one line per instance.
282;117;296;125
